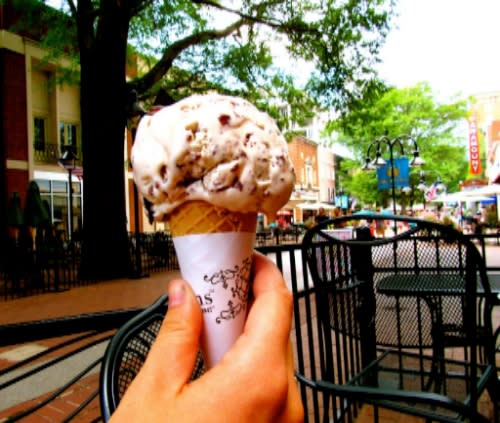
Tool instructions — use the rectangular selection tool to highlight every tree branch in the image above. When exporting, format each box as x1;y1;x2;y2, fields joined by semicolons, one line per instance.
129;18;247;94
126;0;150;19
192;0;286;29
66;0;77;17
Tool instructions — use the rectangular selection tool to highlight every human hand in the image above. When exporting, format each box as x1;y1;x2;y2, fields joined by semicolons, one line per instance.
110;252;304;423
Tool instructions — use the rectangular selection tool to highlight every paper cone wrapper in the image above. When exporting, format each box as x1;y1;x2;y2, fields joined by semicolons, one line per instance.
169;201;257;368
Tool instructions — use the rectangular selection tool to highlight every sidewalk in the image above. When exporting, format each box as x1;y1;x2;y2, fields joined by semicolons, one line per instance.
0;270;181;326
0;270;182;422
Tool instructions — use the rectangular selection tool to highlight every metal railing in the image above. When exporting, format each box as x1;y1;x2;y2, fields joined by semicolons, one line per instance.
33;142;83;165
1;229;304;300
255;225;305;247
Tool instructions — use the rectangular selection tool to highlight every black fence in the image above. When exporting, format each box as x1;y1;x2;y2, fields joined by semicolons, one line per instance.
1;238;82;299
255;225;305;246
1;228;305;300
128;231;179;277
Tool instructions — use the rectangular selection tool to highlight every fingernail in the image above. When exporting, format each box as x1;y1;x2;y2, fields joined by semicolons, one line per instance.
168;280;186;308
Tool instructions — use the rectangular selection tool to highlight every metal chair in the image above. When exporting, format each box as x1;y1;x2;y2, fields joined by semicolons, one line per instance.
297;214;498;422
99;295;205;421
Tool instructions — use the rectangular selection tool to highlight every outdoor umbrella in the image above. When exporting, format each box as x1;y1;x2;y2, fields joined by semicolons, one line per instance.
6;192;23;240
297;202;338;210
461;184;500;197
23;181;50;249
432;191;491;203
353;209;376;215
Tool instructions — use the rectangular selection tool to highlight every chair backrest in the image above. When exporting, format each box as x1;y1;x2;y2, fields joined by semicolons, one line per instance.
300;214;494;406
99;295;205;421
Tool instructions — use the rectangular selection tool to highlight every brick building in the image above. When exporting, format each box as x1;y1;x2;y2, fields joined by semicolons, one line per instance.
0;2;146;244
285;136;336;224
1;2;84;244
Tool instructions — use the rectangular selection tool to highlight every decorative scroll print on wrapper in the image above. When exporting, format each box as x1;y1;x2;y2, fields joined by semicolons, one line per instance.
173;232;255;368
203;257;252;324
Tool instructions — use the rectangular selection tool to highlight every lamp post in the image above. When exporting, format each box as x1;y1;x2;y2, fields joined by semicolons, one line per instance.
363;135;424;232
58;145;78;241
416;170;428;209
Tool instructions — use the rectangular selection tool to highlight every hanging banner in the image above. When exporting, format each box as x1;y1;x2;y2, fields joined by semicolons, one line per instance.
468;114;482;175
377;157;409;190
335;194;349;209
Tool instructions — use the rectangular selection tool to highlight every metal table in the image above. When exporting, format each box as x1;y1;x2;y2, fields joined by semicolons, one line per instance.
488;273;500;304
377;272;498;385
377;272;500;298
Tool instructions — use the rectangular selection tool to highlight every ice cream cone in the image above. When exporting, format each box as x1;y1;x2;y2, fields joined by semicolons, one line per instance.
169;201;257;368
131;94;294;367
168;200;256;236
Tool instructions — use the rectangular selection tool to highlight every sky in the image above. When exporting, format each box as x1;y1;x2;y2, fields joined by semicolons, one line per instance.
376;0;500;100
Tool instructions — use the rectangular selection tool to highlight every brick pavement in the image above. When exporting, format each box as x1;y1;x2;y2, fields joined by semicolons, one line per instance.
0;271;181;422
0;270;181;326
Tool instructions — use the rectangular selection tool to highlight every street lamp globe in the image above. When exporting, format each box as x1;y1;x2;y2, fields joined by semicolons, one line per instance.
409;149;425;167
362;157;377;171
435;178;447;193
371;154;387;167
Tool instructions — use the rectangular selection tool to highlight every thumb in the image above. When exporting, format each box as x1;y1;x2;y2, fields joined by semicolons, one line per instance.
144;279;203;396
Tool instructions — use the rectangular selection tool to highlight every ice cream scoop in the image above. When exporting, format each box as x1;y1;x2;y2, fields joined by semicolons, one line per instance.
131;93;294;368
131;93;294;221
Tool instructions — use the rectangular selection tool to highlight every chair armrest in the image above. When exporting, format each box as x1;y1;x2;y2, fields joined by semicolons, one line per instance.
99;295;168;421
296;373;490;423
100;294;205;422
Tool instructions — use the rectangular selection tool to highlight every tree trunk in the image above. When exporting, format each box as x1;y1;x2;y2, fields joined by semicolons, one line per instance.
78;6;131;280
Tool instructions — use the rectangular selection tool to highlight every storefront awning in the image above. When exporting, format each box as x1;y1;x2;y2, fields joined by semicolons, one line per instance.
431;192;491;203
296;202;337;210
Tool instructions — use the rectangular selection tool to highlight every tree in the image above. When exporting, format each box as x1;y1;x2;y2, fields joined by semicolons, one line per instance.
327;83;469;208
14;0;396;279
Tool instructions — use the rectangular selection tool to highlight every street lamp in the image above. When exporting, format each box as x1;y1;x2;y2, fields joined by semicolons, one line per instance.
58;145;78;241
414;170;429;210
416;170;428;192
435;177;447;193
417;172;447;209
400;170;429;212
363;134;424;232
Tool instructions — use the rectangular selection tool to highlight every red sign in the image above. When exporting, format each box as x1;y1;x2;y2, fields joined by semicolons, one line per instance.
468;114;482;175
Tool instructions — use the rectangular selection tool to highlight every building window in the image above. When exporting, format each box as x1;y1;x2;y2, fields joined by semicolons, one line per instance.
34;117;47;151
36;178;83;241
305;161;313;188
60;122;78;150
